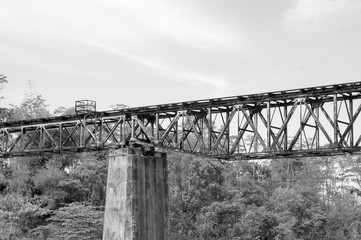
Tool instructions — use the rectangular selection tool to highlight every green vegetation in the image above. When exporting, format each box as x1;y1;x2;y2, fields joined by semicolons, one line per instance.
168;154;361;240
1;78;361;239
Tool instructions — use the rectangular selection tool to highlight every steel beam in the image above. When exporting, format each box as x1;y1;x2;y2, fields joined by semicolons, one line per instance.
2;81;361;159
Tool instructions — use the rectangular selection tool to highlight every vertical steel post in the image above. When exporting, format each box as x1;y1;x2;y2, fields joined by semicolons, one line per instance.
299;101;303;150
181;112;184;150
80;119;84;147
333;94;338;147
226;108;230;154
254;110;258;153
208;107;212;152
120;116;125;144
155;113;159;144
283;104;288;150
99;118;103;147
174;117;178;148
267;102;271;151
151;117;155;142
131;116;136;142
20;127;25;151
237;107;240;153
349;98;354;147
39;126;43;151
4;130;8;153
315;105;320;149
59;124;62;151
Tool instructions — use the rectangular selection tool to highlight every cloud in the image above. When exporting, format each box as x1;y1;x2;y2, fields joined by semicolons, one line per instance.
132;56;227;90
0;0;240;50
0;0;232;92
90;41;227;90
113;0;240;50
283;0;361;34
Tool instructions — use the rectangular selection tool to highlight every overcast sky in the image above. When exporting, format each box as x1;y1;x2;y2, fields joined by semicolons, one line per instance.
1;0;361;111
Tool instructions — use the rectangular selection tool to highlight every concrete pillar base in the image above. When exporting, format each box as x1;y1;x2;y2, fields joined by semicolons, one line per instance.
103;147;169;240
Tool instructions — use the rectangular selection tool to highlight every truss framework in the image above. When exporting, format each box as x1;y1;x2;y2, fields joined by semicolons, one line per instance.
2;81;361;160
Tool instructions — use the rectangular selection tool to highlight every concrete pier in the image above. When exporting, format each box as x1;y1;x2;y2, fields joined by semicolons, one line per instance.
102;147;169;240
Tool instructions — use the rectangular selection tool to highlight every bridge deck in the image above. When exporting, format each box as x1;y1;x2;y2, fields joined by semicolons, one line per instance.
1;81;361;159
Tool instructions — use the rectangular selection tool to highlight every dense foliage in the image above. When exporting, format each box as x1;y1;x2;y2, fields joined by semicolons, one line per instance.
1;78;361;239
168;154;361;240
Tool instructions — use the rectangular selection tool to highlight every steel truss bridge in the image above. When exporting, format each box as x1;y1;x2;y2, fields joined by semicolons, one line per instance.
2;81;361;160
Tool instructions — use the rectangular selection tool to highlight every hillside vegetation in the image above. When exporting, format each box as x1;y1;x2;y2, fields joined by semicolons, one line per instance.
1;82;361;239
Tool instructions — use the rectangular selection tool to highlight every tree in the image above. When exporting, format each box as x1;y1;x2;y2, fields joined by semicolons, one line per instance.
168;153;227;239
10;94;50;120
0;74;10;122
268;186;327;240
8;160;33;196
72;152;108;206
323;199;361;240
31;202;103;240
234;205;277;240
195;200;246;240
206;161;275;240
0;74;7;97
0;193;49;239
32;163;70;209
0;108;12;122
53;106;75;116
30;152;108;209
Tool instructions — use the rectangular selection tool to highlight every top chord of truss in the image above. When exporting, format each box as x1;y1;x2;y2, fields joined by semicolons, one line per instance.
1;81;361;159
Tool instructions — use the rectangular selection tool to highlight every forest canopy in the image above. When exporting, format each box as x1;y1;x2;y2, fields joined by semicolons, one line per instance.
1;78;361;239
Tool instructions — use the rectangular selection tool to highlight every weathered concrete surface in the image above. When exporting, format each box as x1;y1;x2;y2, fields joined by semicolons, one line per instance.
103;147;169;240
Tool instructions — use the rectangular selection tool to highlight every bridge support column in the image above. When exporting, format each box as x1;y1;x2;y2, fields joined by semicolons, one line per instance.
103;147;169;240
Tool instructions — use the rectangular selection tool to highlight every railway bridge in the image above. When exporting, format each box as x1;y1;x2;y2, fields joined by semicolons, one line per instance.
1;81;361;239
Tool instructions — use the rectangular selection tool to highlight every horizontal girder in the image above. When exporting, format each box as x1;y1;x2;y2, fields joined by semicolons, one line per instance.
2;81;361;160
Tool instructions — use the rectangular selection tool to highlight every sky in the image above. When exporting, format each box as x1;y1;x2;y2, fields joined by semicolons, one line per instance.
1;0;361;111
